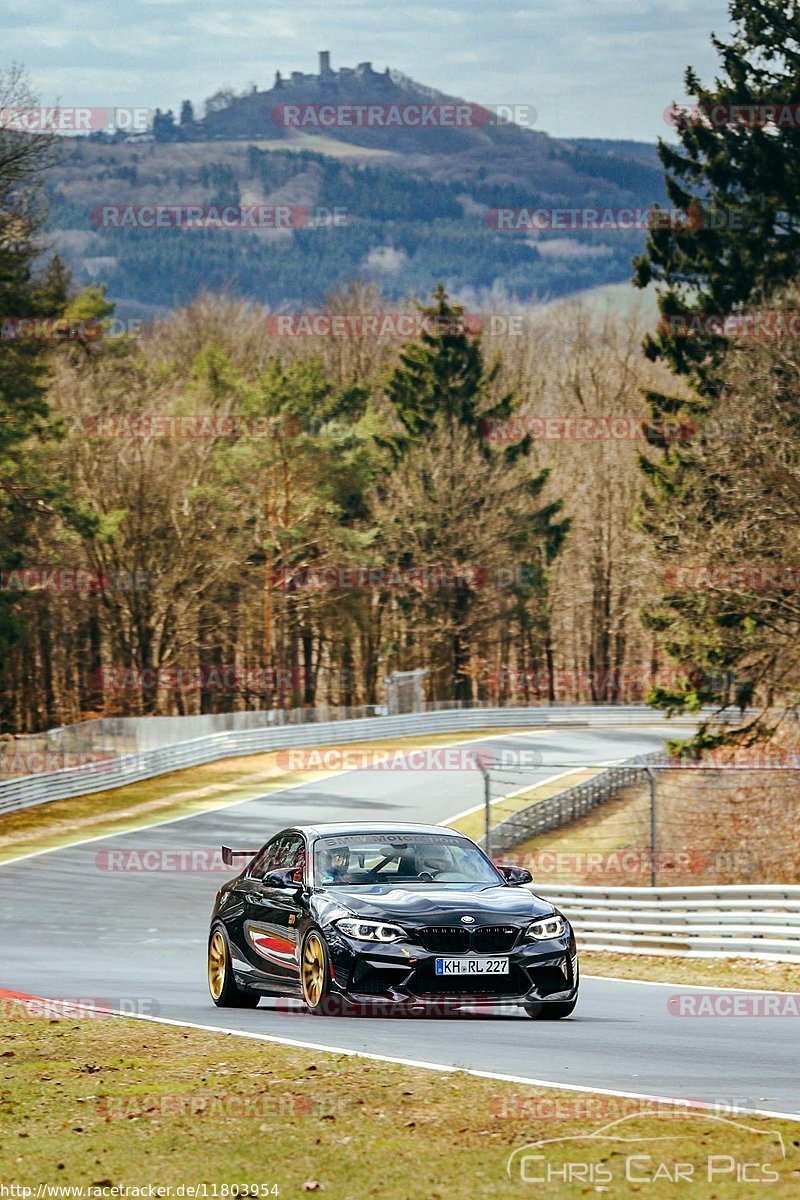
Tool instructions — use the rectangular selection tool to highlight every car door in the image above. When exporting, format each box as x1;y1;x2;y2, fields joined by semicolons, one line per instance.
240;833;306;992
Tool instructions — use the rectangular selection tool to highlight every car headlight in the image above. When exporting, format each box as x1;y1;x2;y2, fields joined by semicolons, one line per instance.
526;914;567;941
335;918;407;943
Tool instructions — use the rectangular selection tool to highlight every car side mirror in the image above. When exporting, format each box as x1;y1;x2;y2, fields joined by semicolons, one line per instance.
263;867;304;891
497;864;533;886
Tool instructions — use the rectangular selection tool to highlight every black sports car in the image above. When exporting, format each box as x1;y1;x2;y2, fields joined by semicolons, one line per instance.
207;822;579;1018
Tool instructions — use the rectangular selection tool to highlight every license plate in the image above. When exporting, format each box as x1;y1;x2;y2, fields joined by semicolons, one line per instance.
434;956;510;975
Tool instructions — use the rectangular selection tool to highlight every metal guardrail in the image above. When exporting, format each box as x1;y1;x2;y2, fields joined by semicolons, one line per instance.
488;753;664;854
0;705;699;816
536;884;800;961
0;705;388;758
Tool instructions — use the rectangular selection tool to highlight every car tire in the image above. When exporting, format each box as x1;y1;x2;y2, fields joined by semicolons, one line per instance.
300;928;339;1015
523;997;578;1020
208;926;260;1008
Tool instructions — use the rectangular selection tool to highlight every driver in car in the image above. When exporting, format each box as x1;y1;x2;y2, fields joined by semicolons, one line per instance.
416;849;453;879
320;846;351;884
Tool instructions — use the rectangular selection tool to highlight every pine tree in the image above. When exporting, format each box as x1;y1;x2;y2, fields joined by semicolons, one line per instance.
386;283;517;440
0;71;62;663
0;72;100;679
634;0;800;395
383;285;569;701
631;3;800;732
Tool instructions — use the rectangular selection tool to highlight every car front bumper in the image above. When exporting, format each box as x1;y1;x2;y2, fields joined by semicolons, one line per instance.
326;930;579;1008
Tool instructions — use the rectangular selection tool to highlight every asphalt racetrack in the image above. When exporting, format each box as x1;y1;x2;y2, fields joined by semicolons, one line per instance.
2;721;798;1118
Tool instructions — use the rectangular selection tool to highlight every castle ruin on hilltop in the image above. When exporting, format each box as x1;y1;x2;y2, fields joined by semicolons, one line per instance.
273;52;390;90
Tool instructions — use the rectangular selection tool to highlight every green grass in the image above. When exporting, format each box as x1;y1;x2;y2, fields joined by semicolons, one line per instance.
0;1005;797;1197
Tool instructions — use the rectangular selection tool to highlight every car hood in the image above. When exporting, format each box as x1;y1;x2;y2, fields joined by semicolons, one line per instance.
318;882;557;924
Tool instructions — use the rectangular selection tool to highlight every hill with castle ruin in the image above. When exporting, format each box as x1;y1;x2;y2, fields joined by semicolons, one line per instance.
43;53;667;315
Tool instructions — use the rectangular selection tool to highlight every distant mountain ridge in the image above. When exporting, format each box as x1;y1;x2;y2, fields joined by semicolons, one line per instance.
44;53;668;314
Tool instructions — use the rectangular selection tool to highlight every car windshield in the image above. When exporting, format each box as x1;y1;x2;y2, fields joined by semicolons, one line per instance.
314;833;501;886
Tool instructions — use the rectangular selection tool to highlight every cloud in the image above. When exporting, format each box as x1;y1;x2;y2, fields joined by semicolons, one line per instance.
365;246;408;273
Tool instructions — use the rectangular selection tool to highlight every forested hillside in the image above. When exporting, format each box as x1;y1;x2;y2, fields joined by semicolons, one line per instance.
41;60;667;314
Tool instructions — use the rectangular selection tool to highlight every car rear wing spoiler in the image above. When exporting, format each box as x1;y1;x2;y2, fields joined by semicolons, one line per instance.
221;846;259;867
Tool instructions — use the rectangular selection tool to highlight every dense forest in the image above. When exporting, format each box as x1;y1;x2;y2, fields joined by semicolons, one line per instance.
44;137;654;313
0;274;679;728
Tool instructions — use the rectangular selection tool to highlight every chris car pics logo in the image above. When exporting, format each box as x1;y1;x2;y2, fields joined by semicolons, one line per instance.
506;1112;785;1188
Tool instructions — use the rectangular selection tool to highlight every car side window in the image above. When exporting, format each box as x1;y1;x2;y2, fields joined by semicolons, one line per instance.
277;835;305;881
250;834;305;882
248;836;284;881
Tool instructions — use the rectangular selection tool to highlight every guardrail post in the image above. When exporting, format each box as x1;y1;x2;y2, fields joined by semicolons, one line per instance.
484;764;492;861
472;753;493;860
645;764;657;888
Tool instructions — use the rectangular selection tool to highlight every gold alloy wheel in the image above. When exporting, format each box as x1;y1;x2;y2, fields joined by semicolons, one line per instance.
208;930;227;1000
301;932;325;1007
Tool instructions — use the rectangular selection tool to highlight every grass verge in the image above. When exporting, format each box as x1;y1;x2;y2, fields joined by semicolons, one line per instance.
503;780;654;883
507;767;800;886
446;768;600;844
582;951;800;993
0;1005;798;1197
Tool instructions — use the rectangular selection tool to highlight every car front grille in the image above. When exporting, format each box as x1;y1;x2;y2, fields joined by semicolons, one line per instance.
415;925;521;953
416;927;471;953
472;925;521;953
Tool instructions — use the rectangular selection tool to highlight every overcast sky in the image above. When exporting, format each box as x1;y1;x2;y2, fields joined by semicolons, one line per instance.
5;0;732;142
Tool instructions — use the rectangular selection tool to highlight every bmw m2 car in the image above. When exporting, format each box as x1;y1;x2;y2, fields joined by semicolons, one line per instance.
207;822;579;1018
